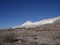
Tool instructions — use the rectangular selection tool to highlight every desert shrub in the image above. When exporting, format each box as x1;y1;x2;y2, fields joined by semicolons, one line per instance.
55;36;60;39
39;43;50;45
25;41;38;45
55;43;60;45
4;32;17;43
52;35;60;40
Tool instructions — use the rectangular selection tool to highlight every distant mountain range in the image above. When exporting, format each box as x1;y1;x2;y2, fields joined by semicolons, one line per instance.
12;16;60;29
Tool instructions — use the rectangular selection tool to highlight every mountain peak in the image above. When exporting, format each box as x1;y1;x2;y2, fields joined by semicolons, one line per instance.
20;21;33;27
24;21;33;24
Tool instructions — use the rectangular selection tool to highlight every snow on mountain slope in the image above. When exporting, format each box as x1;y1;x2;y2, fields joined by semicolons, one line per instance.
12;16;60;28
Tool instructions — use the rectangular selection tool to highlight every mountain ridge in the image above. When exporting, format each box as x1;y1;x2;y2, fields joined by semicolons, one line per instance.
12;16;60;28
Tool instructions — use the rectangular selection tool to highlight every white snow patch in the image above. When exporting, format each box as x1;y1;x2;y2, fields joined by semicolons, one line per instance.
12;16;60;28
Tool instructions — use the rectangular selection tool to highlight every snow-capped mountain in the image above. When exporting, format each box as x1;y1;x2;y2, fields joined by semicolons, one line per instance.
12;16;60;28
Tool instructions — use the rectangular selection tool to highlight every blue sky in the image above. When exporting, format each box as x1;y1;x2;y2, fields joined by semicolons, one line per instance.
0;0;60;28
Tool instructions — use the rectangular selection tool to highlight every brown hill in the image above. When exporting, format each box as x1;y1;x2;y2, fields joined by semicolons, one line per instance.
29;20;60;31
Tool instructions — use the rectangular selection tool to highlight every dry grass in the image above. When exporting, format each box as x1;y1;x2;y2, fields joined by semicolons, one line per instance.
0;28;60;45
